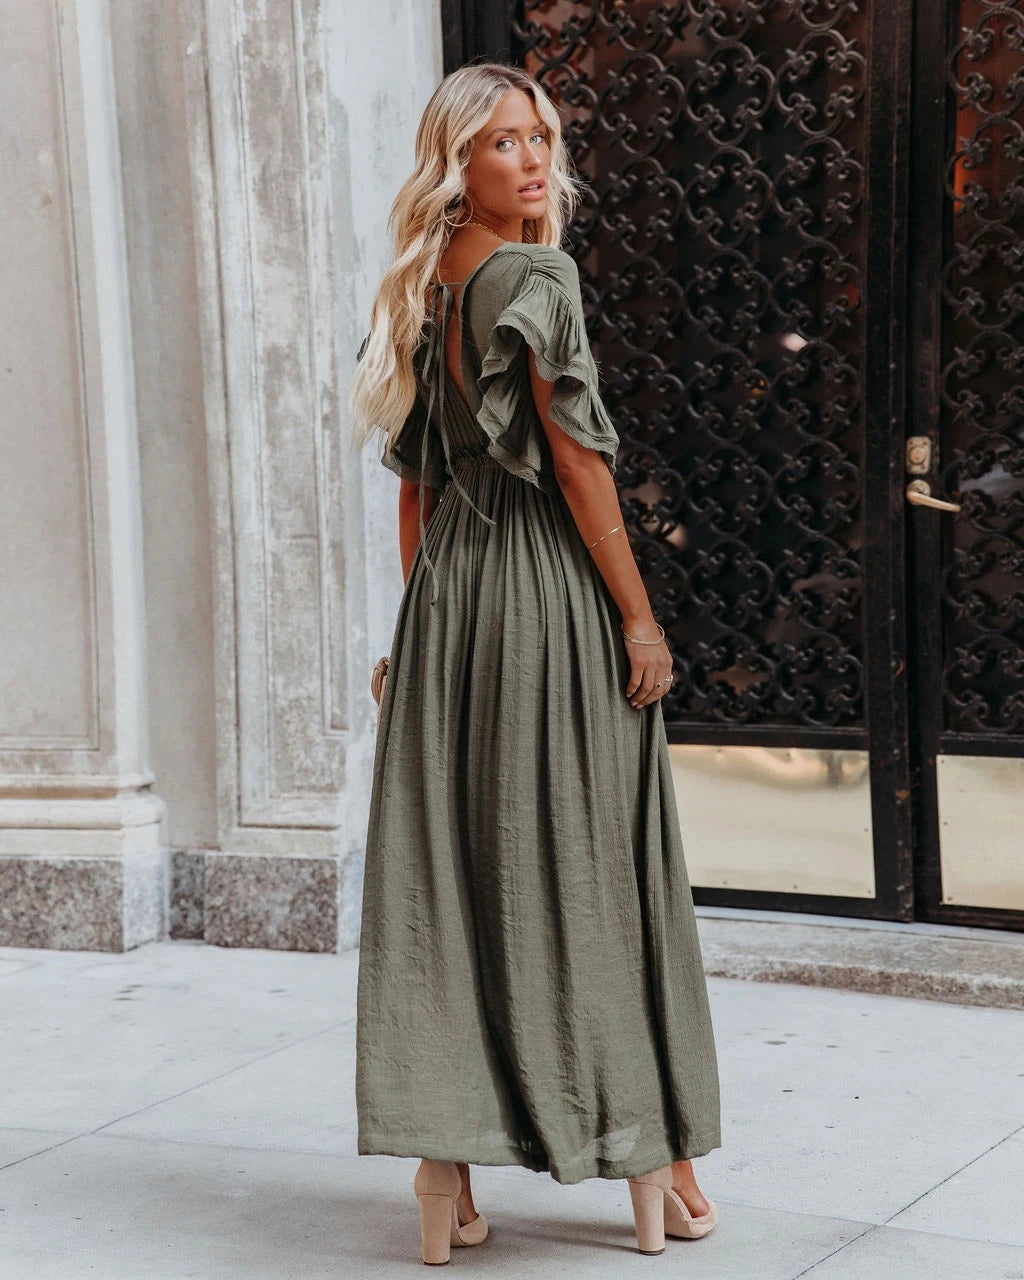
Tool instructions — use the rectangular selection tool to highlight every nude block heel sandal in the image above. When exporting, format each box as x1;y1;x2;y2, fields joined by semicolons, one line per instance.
413;1159;489;1265
627;1174;668;1254
626;1165;717;1255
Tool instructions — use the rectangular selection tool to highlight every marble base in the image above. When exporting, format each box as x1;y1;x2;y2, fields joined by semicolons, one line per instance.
0;784;358;952
0;843;356;954
198;852;341;953
169;848;205;940
0;848;167;951
0;789;169;951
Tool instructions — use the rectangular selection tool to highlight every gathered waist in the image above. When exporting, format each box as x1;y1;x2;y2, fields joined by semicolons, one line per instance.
447;439;500;471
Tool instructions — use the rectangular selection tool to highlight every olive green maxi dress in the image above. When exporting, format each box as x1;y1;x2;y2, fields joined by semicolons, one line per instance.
355;241;721;1186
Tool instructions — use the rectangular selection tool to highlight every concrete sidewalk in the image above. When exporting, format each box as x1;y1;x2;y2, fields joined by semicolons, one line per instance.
0;933;1021;1279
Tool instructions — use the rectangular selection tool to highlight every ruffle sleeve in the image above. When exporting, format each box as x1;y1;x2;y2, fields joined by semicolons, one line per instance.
357;332;449;490
473;245;620;495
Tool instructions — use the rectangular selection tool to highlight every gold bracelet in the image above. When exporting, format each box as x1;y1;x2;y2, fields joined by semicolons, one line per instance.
621;622;665;644
587;525;624;550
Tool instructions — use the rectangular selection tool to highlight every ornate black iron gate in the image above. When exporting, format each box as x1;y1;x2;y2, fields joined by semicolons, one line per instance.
444;0;1024;931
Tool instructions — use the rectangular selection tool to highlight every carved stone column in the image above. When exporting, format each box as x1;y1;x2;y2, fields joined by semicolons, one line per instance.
0;0;167;949
179;0;444;950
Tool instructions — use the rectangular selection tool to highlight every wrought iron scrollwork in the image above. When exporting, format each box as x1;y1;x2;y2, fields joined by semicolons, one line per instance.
514;0;867;728
942;0;1024;735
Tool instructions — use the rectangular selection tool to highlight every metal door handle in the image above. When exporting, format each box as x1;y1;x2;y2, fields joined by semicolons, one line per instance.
905;480;962;513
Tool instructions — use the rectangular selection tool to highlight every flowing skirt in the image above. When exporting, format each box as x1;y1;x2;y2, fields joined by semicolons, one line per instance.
355;447;721;1185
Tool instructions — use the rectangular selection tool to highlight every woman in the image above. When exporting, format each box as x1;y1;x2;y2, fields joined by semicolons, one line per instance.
348;62;721;1265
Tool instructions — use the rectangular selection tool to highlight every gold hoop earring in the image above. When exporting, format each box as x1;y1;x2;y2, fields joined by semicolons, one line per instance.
444;199;470;229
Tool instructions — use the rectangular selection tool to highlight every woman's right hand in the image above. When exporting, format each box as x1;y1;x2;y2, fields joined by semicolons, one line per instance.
621;616;675;709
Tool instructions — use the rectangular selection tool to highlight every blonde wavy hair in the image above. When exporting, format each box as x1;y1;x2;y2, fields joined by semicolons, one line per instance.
347;62;584;457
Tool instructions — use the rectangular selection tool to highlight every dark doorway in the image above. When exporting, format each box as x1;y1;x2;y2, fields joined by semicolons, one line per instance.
446;1;1024;931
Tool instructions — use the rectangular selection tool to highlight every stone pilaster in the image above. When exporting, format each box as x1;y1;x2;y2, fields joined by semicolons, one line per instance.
0;0;167;950
180;0;380;950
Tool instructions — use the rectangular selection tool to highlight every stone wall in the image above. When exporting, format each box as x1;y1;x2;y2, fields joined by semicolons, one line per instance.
0;0;441;951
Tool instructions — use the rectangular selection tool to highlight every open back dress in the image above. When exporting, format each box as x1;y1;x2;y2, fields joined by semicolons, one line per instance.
355;240;721;1185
